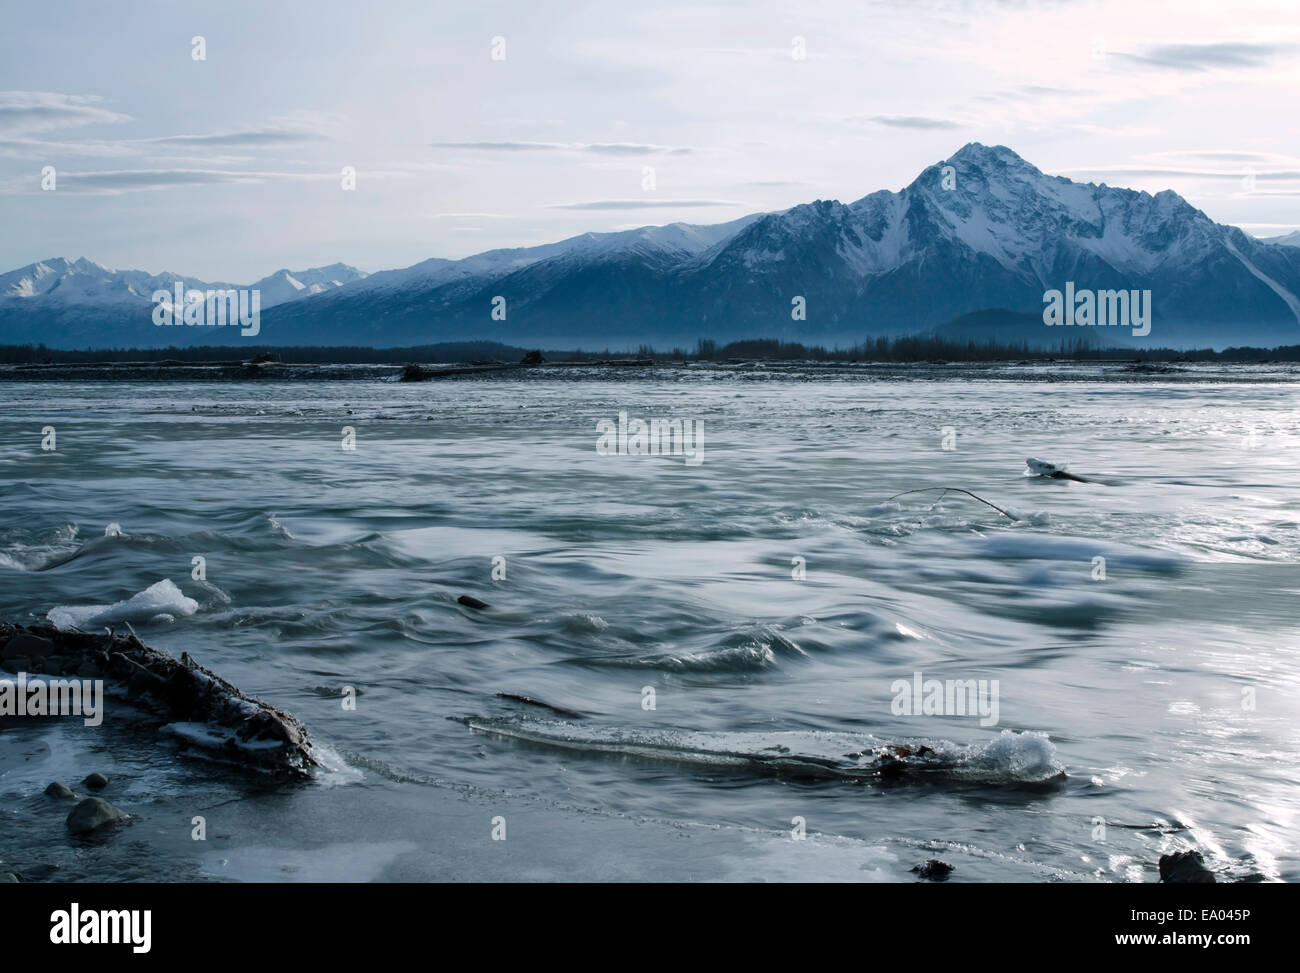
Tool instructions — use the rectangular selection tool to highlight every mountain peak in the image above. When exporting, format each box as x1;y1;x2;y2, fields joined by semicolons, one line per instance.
949;142;1024;163
945;143;1040;175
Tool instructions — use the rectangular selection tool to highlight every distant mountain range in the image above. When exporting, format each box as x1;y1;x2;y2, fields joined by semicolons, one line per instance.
0;259;367;346
1260;229;1300;248
5;143;1300;350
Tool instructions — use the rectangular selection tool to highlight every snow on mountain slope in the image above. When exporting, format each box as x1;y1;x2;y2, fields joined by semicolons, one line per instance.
0;258;236;306
1223;235;1300;322
843;144;1226;284
247;264;368;305
0;258;364;309
342;215;761;297
5;144;1300;349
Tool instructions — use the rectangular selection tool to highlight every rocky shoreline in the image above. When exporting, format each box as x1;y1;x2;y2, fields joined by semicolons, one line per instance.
1;620;318;777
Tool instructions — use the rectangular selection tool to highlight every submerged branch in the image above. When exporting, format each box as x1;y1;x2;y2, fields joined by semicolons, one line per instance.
885;487;1019;521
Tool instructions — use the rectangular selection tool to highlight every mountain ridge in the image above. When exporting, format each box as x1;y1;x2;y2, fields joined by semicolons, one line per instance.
5;143;1300;350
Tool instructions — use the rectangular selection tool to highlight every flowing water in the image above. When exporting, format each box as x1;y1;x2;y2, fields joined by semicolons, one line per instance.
1;368;1298;882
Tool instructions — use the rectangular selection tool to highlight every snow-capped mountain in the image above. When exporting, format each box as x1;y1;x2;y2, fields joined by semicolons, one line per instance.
5;144;1300;350
0;258;239;306
258;143;1300;349
0;258;366;347
250;264;368;306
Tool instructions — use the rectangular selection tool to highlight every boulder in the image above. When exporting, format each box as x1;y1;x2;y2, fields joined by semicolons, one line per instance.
66;797;127;835
911;859;955;880
1159;850;1216;883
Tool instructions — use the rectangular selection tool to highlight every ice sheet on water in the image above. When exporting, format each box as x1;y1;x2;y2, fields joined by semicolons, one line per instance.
467;719;1066;785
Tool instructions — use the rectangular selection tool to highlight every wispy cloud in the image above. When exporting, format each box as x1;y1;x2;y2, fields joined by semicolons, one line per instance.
1113;42;1297;72
867;115;962;130
1228;189;1300;198
1139;149;1300;166
0;168;338;195
141;129;329;148
0;115;335;158
0;136;142;159
1060;166;1300;181
430;141;692;155
1070;123;1164;138
0;91;129;134
975;84;1093;103
548;198;743;210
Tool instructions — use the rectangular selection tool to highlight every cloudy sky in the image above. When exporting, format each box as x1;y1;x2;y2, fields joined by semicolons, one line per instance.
2;0;1298;281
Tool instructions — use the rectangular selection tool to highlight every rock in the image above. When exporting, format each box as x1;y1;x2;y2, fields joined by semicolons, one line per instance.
83;772;109;790
2;633;53;662
520;350;545;366
44;781;75;799
65;797;127;835
458;595;490;610
313;685;363;698
0;872;19;883
1159;850;1216;883
911;859;955;880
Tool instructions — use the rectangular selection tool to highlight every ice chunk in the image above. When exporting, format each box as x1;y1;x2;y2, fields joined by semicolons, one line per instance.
47;579;198;631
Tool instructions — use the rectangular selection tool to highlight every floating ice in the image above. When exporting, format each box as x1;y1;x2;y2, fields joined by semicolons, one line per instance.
47;579;198;632
468;719;1066;785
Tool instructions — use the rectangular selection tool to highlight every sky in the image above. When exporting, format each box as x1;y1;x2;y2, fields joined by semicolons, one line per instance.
1;0;1298;282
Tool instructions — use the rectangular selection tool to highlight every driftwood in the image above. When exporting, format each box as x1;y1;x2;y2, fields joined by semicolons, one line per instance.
886;487;1019;521
0;621;317;777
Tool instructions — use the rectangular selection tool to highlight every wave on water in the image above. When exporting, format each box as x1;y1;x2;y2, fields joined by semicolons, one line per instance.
569;625;808;672
0;521;152;572
466;718;1066;785
46;578;199;631
0;523;81;572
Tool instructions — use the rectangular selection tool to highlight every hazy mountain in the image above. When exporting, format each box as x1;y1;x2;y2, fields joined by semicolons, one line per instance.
249;264;368;307
5;144;1300;350
0;258;366;347
1260;230;1300;248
